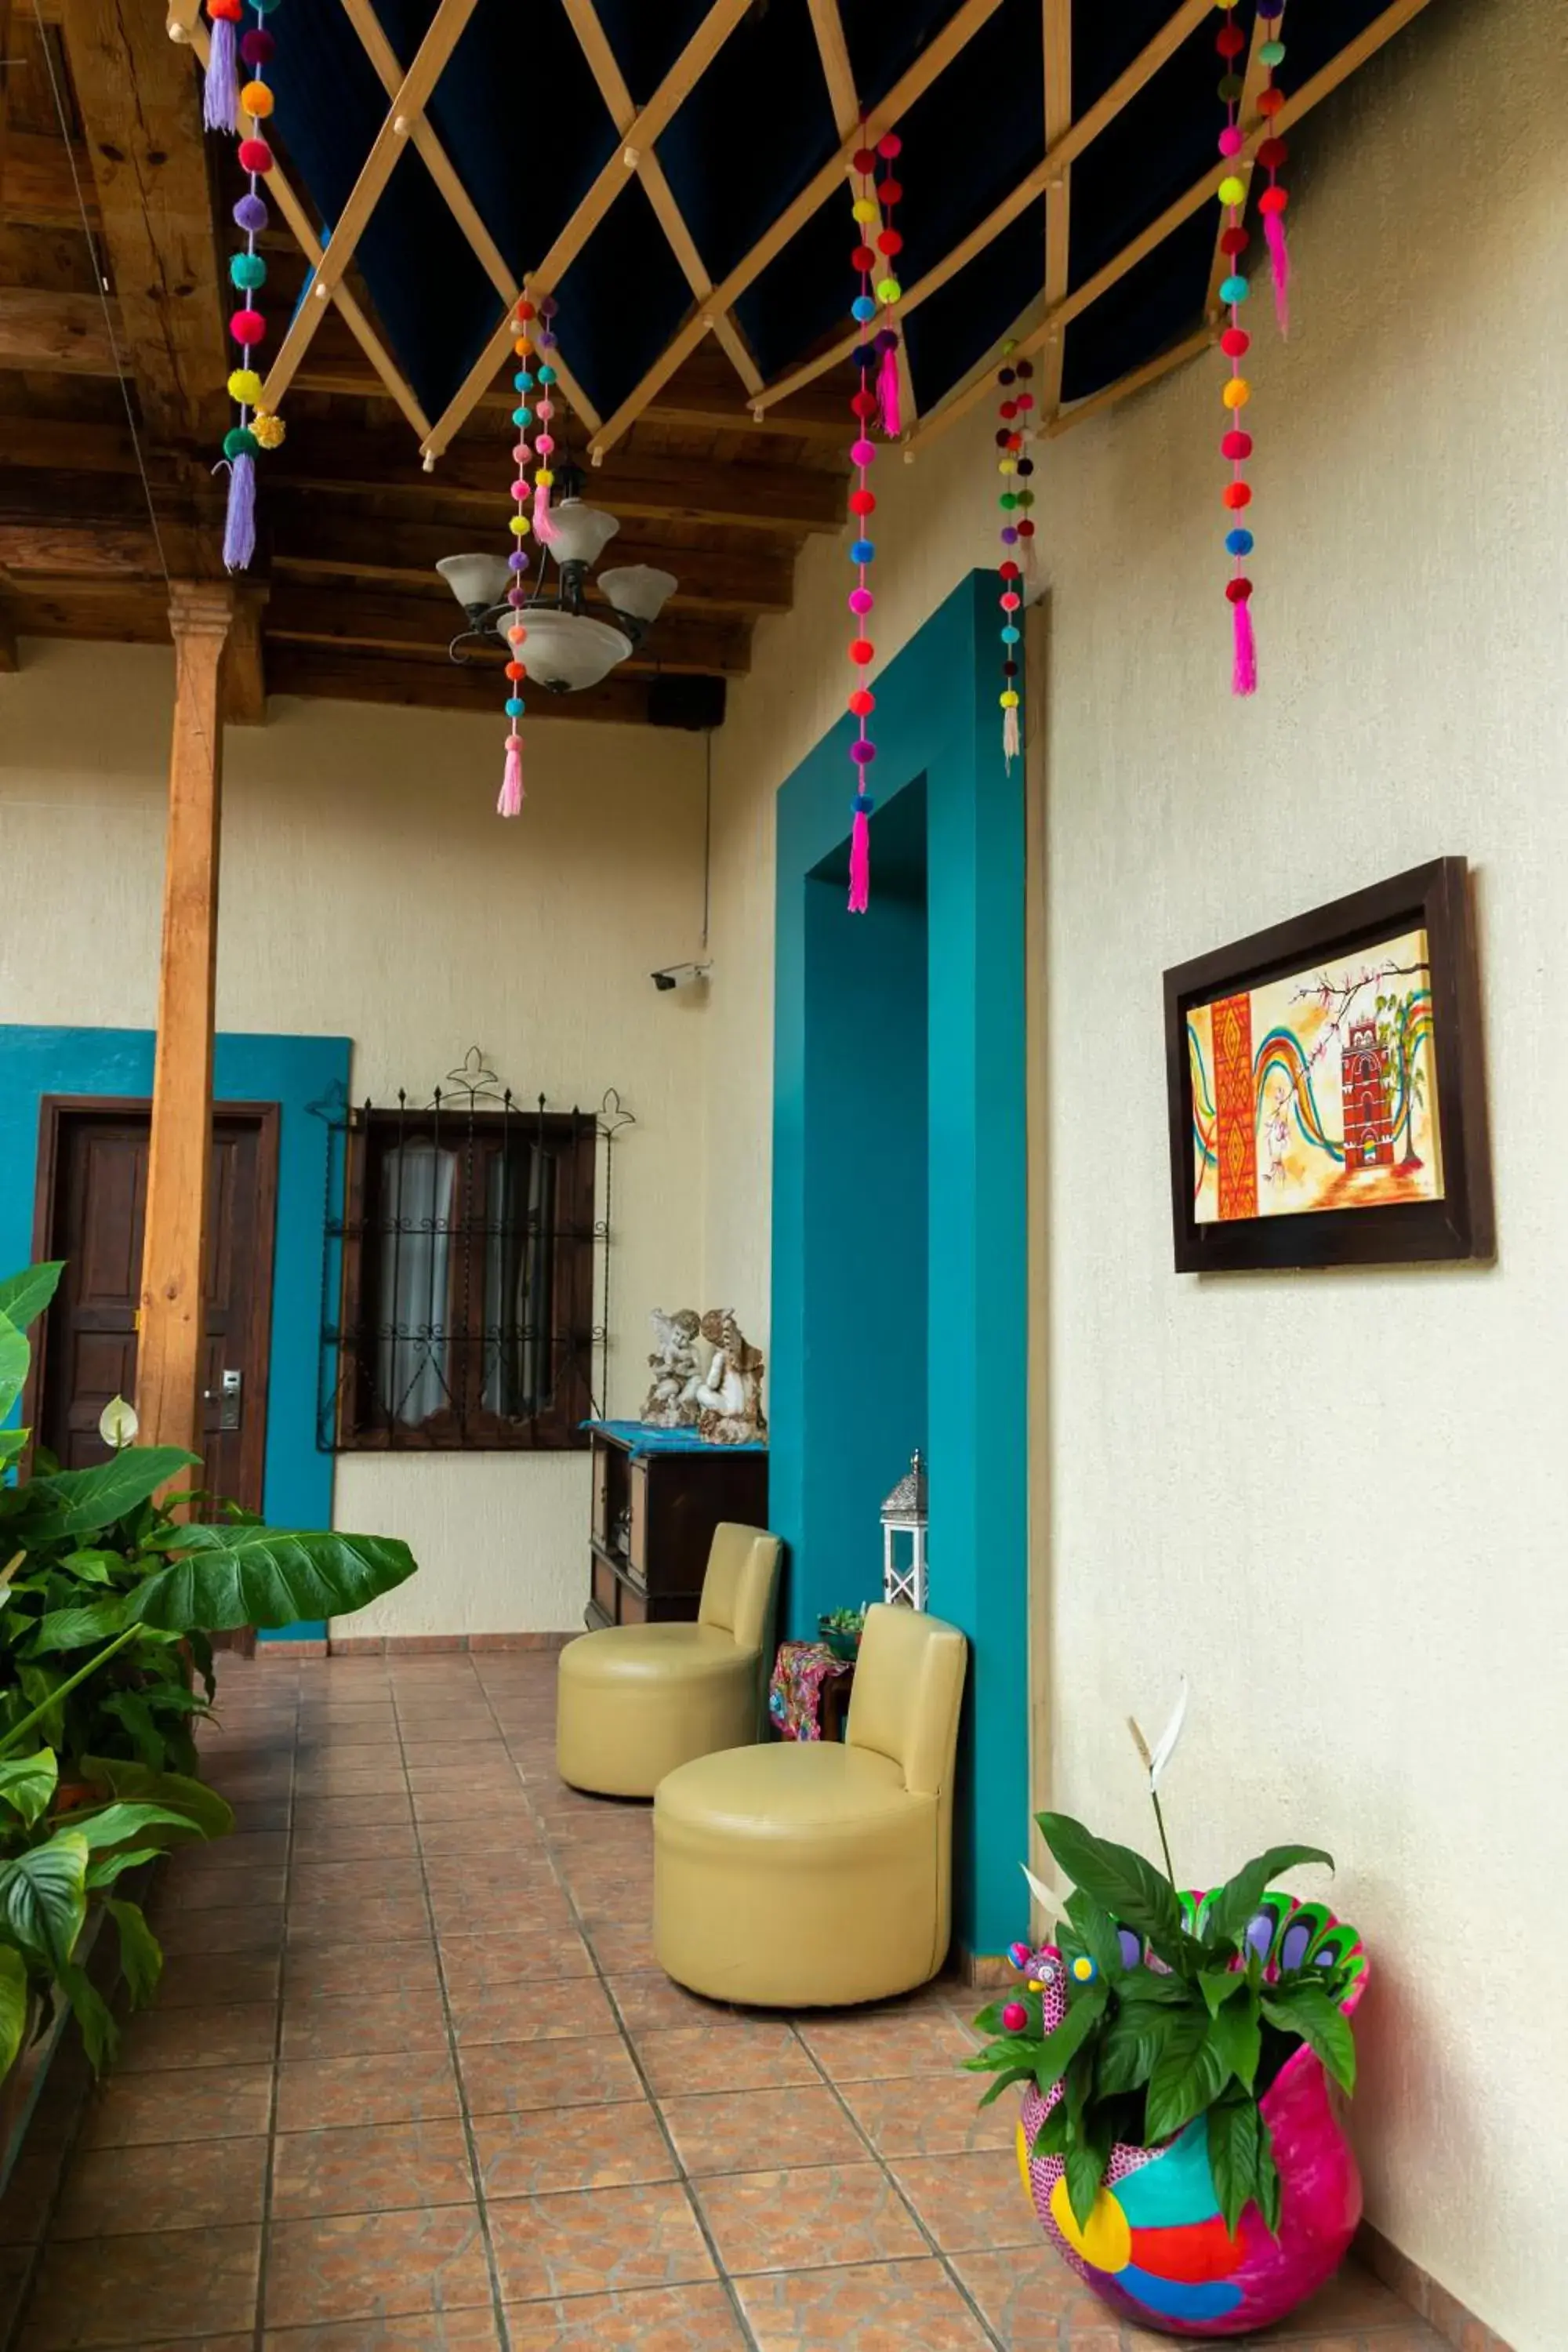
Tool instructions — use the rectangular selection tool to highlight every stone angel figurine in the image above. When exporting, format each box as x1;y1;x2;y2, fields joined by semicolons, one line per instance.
641;1306;706;1428
695;1308;767;1446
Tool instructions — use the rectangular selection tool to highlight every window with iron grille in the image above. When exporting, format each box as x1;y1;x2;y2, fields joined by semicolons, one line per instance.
333;1097;600;1451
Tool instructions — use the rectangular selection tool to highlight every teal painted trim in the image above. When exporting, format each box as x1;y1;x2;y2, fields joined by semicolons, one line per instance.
771;571;1029;1957
0;1025;350;1641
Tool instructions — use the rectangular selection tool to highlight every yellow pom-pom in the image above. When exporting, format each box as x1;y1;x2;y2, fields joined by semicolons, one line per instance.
509;514;531;537
227;368;263;405
1218;175;1247;207
241;79;274;118
1000;690;1020;709
852;198;877;224
1221;376;1250;409
535;469;554;487
998;460;1016;476
251;408;285;449
875;278;902;305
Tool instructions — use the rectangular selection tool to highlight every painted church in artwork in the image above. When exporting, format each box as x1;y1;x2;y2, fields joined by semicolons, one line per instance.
1341;1018;1395;1170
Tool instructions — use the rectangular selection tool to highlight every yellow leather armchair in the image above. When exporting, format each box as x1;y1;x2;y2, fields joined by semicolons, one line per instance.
653;1602;968;2007
556;1523;782;1798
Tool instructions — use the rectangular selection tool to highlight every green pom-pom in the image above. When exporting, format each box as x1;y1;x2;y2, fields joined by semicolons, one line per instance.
230;252;267;290
223;426;260;460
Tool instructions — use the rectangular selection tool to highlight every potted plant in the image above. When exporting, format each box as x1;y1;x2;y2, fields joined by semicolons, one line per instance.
967;1688;1368;2338
817;1606;866;1662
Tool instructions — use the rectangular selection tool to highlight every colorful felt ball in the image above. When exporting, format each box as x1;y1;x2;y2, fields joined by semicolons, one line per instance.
848;688;875;716
1218;125;1244;157
1221;376;1250;408
1261;38;1286;65
537;365;556;383
1258;83;1285;116
1221;429;1253;459
506;697;525;717
850;737;877;764
851;437;876;466
877;229;902;256
237;138;273;174
509;514;530;536
1000;689;1020;709
852;145;877;174
852;198;878;224
1225;527;1254;556
875;278;902;306
1221;326;1249;358
1226;575;1254;603
850;538;875;564
233;192;268;232
850;638;874;665
1220;274;1250;304
1258;136;1289;169
1220;227;1248;256
222;425;259;459
853;791;874;815
852;242;877;271
851;294;877;323
536;434;555;455
241;26;274;62
1008;1941;1033;1971
877;130;902;158
1069;1954;1098;1984
1259;185;1290;216
1001;625;1020;644
1001;2001;1029;2034
505;660;525;681
241;80;274;116
1216;21;1245;56
1000;590;1021;611
230;308;266;345
848;589;874;619
227;366;263;403
252;408;285;448
209;0;241;17
849;488;876;515
1217;174;1247;207
1016;519;1036;538
1222;481;1253;509
229;252;267;289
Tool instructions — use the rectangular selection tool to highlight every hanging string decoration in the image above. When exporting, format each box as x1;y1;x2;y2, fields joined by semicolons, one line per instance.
843;129;905;914
205;0;285;572
995;341;1034;764
1256;2;1290;334
1215;0;1257;696
498;296;539;818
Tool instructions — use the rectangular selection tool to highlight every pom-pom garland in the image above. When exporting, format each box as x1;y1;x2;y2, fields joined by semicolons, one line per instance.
994;338;1034;766
495;296;538;818
1256;1;1290;336
1215;1;1257;695
843;128;904;913
205;0;285;573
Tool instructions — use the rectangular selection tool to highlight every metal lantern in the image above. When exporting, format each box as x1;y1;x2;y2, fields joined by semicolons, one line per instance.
880;1449;928;1610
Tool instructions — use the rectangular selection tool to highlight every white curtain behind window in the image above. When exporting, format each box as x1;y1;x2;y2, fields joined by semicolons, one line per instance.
375;1138;456;1425
482;1145;555;1417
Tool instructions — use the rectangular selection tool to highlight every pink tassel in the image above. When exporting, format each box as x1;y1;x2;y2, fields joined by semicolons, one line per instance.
1264;207;1290;338
220;453;255;572
532;481;557;544
877;343;902;439
1231;594;1257;698
497;733;524;817
848;810;870;913
1003;702;1020;766
203;12;238;135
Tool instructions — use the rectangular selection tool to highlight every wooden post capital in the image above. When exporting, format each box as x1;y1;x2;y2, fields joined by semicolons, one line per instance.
167;578;241;641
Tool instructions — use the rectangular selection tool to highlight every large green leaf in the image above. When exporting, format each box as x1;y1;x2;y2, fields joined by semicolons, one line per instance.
0;1311;27;1428
1063;1889;1127;1980
1063;2107;1112;2232
1261;1981;1357;2095
0;1831;88;1970
1030;1976;1109;2096
1207;1984;1262;2092
81;1758;233;1844
57;1959;117;2072
68;1800;209;1854
0;1749;59;1828
1143;2006;1231;2143
0;1427;27;1472
85;1847;166;1890
1205;1847;1334;1953
128;1523;418;1632
1096;1998;1181;2096
103;1896;162;2006
1036;1813;1184;1950
0;1944;29;2078
18;1450;198;1546
1207;2096;1260;2238
29;1599;129;1654
0;1265;64;1337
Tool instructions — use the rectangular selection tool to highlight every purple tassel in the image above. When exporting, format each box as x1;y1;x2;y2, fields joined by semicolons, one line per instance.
877;342;902;439
221;453;255;572
532;481;557;543
1264;207;1290;338
1232;593;1257;698
848;809;870;912
203;13;238;135
498;734;524;817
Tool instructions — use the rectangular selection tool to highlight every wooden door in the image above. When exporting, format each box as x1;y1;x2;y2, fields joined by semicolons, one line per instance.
34;1102;278;1512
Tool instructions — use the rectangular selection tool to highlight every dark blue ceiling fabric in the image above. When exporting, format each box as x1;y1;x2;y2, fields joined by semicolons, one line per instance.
270;0;1414;437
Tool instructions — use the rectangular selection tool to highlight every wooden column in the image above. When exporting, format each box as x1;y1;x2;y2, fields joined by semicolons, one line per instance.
136;579;236;1456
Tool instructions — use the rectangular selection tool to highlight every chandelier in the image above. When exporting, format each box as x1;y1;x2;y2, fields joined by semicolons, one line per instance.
436;463;678;693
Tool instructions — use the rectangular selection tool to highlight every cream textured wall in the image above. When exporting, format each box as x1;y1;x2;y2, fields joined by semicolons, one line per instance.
702;1;1564;2342
0;644;711;1635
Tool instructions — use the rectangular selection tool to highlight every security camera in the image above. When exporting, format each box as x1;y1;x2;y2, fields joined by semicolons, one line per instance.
651;963;711;992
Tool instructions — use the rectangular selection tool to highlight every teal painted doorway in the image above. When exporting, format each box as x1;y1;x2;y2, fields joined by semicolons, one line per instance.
771;569;1029;1960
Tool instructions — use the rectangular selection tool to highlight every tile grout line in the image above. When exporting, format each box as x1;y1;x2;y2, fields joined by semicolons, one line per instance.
470;1664;768;2352
399;1655;519;2352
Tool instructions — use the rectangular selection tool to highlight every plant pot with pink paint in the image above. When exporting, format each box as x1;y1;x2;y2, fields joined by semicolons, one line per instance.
966;1690;1368;2339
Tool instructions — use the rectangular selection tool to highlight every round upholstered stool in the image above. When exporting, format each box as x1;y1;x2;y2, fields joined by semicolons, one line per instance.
557;1621;764;1798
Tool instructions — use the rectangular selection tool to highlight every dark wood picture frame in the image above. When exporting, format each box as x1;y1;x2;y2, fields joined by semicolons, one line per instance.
1163;858;1494;1273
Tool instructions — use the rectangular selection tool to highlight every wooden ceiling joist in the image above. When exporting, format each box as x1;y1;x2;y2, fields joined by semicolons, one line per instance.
264;642;659;728
0;129;98;230
0;283;118;373
1040;0;1073;422
264;585;750;677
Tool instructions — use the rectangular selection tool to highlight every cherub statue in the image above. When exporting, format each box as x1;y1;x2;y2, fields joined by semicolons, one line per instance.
641;1307;705;1428
695;1308;767;1446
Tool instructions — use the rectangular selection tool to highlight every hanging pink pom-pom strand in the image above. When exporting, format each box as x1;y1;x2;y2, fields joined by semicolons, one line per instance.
1263;205;1290;338
847;808;870;913
498;734;524;817
877;342;902;438
1229;584;1257;698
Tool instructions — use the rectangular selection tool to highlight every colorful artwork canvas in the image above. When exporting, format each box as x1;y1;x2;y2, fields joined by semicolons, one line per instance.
1189;927;1442;1225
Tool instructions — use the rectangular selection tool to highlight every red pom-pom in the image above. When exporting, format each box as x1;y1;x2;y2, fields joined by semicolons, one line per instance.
849;488;876;516
1017;519;1036;539
852;244;877;272
877;229;902;256
237;138;273;173
1258;186;1290;216
1000;561;1021;579
853;146;877;174
1216;22;1245;55
241;27;274;62
848;688;875;716
1221;481;1253;510
877;177;903;206
851;389;878;419
517;299;536;321
1000;590;1021;612
1226;576;1254;604
1014;359;1034;378
999;401;1017;421
877;131;902;159
850;637;875;665
1220;227;1249;256
505;661;525;681
1258;84;1285;117
1221;429;1253;460
1258;136;1289;170
229;307;266;344
1221;327;1250;358
208;0;242;20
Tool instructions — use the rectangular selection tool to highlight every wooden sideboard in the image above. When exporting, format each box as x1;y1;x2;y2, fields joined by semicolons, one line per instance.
586;1421;769;1630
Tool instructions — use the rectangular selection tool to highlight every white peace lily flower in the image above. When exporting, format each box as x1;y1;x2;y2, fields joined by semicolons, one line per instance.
1148;1676;1189;1793
1021;1860;1069;1923
98;1394;139;1450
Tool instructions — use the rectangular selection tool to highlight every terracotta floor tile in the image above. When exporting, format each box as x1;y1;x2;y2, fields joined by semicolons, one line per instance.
275;2051;461;2132
735;2259;994;2352
284;1939;441;2001
891;2148;1038;2253
953;2245;1122;2343
474;2099;677;2198
416;1817;549;1859
430;1889;575;1938
151;1949;283;2009
840;2071;1017;2158
659;2085;864;2177
281;1987;451;2060
608;1973;750;2035
271;2118;475;2218
263;2205;493;2330
290;1858;425;1900
414;1789;535;1824
115;2000;278;2072
695;2162;925;2277
229;1804;292;1835
459;2036;643;2117
437;1928;595;1987
503;2283;746;2351
446;1977;619;2045
181;1828;291;1871
292;1822;421;1864
796;2007;978;2082
153;1902;285;1958
636;2025;818;2100
81;2063;274;2149
263;2314;499;2350
1286;2265;1442;2333
581;1918;659;1973
291;1794;413;1830
165;1864;289;1912
296;1768;399;1798
287;1895;434;1945
20;2222;260;2347
52;2134;269;2238
488;2180;714;2303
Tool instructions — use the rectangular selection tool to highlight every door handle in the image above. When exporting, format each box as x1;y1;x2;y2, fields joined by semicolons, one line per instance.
202;1368;242;1430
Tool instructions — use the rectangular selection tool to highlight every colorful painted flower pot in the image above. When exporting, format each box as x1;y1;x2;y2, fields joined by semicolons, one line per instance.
1016;1892;1368;2339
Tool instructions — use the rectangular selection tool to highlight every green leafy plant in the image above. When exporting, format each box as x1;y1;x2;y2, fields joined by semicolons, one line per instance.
818;1606;867;1661
0;1262;419;1774
967;1686;1356;2240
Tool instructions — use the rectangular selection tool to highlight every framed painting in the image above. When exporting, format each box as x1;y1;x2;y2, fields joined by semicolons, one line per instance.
1163;858;1493;1272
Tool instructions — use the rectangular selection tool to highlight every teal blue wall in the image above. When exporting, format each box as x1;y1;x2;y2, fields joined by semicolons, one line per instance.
772;570;1029;1956
0;1025;349;1642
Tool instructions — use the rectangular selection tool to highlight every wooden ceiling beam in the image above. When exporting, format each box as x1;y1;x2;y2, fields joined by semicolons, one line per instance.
0;283;119;373
0;130;100;230
1040;0;1073;421
265;584;750;676
908;0;1439;454
224;582;267;724
0;516;158;571
264;641;659;727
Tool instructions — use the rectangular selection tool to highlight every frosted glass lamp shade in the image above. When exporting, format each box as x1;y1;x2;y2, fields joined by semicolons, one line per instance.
599;564;678;623
504;608;632;691
436;553;511;611
545;501;622;568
